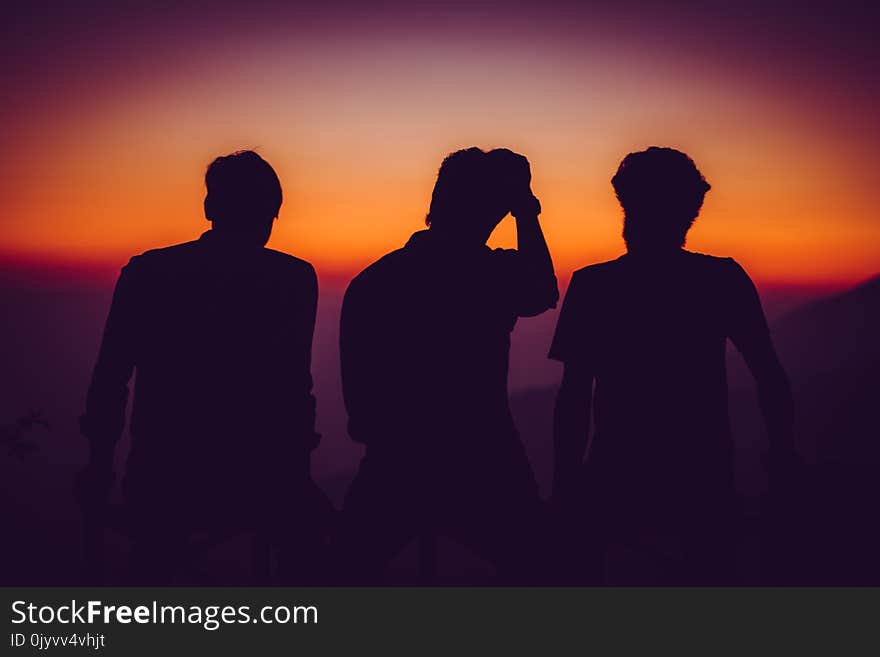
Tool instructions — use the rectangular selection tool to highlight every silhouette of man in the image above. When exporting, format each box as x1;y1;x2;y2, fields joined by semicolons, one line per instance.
77;150;329;583
336;148;558;583
550;147;796;584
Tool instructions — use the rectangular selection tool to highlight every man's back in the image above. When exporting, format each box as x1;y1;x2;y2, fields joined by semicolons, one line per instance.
341;230;555;458
84;230;318;508
550;250;768;497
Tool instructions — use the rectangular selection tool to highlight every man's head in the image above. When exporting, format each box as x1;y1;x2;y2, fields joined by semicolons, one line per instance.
612;147;711;252
204;150;283;246
425;147;527;244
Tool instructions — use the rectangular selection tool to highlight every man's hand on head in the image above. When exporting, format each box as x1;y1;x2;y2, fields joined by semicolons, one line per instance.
488;148;534;205
511;192;541;219
505;150;532;189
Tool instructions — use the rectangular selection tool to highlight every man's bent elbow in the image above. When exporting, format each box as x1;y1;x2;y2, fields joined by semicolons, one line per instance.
519;282;559;317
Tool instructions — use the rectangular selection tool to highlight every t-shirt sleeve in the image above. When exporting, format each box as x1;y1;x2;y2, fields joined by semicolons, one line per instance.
548;269;591;364
724;258;772;355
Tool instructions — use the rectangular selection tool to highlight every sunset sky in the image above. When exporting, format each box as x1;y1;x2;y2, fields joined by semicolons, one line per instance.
2;1;878;287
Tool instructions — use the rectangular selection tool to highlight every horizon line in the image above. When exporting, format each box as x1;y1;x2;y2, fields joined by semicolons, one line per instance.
0;249;874;293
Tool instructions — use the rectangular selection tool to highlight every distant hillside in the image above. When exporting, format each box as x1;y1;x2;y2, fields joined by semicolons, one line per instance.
773;274;880;377
772;274;880;464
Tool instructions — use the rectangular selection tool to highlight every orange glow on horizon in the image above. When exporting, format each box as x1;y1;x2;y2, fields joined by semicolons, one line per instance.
2;22;877;289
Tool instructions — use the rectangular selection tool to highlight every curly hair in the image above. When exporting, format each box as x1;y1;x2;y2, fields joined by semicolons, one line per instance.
612;147;711;249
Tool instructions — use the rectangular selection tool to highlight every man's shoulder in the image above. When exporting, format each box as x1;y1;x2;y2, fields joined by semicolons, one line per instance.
569;253;741;281
126;242;317;289
682;250;737;268
126;240;201;271
349;248;408;288
261;248;317;280
681;251;749;284
342;249;413;314
570;256;628;282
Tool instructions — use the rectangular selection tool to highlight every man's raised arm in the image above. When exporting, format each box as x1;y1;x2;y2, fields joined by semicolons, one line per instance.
506;152;558;316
